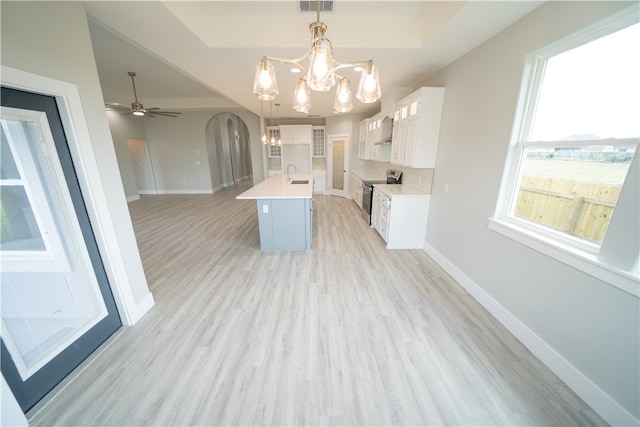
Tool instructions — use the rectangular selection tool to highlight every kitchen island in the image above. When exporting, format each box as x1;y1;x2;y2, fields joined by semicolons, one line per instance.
237;174;313;251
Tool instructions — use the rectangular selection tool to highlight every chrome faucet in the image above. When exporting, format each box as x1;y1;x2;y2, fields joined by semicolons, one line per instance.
287;163;297;182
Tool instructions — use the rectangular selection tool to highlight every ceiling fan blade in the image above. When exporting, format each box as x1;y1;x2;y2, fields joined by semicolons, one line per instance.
147;111;180;117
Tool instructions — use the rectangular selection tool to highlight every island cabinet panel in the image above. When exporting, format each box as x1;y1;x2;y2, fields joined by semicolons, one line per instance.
257;198;312;251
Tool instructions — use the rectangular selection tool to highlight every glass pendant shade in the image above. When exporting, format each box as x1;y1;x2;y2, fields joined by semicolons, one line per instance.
334;78;353;113
253;57;278;101
306;38;336;91
356;62;381;103
292;78;311;113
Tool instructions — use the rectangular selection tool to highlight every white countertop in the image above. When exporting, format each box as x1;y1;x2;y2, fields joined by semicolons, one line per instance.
352;170;387;182
236;174;313;199
373;183;431;197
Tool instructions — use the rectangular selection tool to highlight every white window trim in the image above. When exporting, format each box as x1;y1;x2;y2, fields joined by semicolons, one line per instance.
491;8;640;298
488;219;638;297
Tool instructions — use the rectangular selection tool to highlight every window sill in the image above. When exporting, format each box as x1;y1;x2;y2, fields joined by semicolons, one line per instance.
488;218;639;297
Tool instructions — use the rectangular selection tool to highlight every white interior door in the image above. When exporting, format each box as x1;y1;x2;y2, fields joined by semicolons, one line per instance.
327;134;349;198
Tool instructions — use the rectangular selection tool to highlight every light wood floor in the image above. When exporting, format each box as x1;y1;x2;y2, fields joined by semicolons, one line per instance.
30;182;607;426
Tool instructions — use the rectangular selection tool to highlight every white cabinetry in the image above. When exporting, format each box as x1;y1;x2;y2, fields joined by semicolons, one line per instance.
358;119;368;160
372;187;430;249
351;173;363;208
372;189;391;241
391;87;445;168
312;127;325;157
312;170;326;193
280;125;313;144
366;112;391;162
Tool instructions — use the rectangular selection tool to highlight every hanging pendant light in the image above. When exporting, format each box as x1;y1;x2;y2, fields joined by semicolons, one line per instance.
260;100;268;145
293;78;312;113
253;56;279;101
356;61;381;104
334;78;353;113
306;24;336;91
275;103;282;146
269;101;277;146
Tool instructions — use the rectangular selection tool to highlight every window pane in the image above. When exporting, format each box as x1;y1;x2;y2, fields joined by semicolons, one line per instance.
0;185;46;251
1;128;21;180
514;146;635;243
530;23;640;141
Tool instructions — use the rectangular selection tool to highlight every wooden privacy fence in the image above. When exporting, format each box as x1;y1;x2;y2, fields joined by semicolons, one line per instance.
514;176;621;242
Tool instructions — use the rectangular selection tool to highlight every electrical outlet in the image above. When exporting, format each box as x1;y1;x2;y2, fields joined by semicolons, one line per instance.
262;205;269;213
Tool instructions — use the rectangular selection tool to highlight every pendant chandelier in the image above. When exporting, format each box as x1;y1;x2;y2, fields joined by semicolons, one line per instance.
252;1;381;114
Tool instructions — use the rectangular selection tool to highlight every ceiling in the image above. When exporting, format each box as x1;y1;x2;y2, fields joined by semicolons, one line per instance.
86;1;544;120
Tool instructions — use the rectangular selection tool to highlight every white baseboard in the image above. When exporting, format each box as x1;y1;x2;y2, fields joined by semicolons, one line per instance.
126;194;140;202
423;243;638;427
122;291;155;326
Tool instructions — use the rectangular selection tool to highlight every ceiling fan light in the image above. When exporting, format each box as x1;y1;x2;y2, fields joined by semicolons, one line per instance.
133;111;144;116
334;78;353;113
253;57;279;101
292;78;312;113
356;61;381;103
306;37;335;91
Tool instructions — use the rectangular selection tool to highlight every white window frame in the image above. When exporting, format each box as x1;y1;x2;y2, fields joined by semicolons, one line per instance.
0;112;72;272
490;10;640;296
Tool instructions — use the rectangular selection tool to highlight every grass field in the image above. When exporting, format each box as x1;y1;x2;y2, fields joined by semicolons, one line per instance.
521;158;631;186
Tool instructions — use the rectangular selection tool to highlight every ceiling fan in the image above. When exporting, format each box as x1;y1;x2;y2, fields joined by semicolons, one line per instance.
105;72;181;118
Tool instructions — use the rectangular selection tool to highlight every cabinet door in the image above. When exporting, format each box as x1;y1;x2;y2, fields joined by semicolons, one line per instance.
312;127;325;157
312;170;326;193
280;125;312;144
404;117;419;166
358;120;368;160
372;189;381;230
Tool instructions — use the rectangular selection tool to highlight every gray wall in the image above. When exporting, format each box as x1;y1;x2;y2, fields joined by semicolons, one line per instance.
421;1;639;422
110;109;263;197
107;111;148;198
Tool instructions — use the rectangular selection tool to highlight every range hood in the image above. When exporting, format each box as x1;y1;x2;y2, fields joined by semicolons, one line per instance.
374;116;393;145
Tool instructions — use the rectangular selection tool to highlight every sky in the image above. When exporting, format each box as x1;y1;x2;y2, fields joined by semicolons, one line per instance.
530;23;639;142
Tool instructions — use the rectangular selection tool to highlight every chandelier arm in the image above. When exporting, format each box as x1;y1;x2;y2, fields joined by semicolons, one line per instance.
333;60;372;70
263;53;311;74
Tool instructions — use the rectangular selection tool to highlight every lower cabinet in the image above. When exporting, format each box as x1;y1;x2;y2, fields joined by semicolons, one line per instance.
256;198;313;250
312;170;326;193
351;174;363;208
372;188;430;249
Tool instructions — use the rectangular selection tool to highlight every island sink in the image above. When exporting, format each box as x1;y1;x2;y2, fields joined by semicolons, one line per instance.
290;179;309;184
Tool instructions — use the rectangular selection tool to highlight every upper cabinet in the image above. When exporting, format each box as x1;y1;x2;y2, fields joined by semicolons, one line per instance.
312;127;325;157
391;87;445;168
358;119;369;160
359;113;391;162
279;125;312;144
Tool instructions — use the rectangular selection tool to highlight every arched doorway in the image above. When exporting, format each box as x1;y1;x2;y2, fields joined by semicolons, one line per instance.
205;113;252;191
